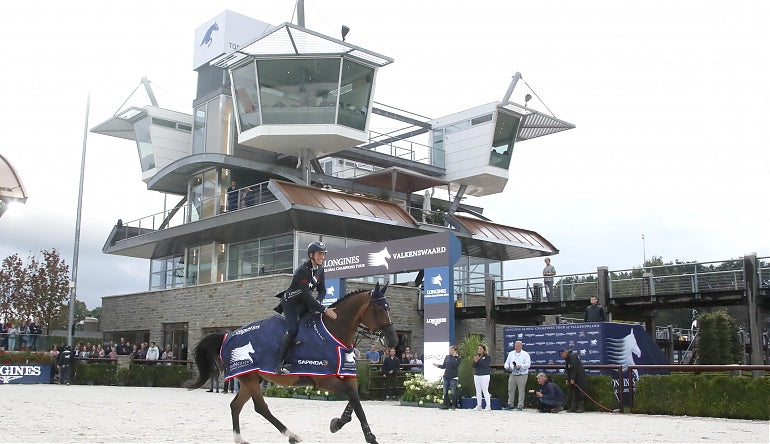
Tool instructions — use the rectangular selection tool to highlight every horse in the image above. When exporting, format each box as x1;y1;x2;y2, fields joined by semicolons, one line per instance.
190;283;398;444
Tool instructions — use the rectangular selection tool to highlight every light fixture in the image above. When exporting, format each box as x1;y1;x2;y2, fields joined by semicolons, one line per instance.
341;25;350;41
524;94;532;107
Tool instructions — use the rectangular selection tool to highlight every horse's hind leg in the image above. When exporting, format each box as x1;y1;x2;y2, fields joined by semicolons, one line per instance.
230;377;251;443
241;376;303;444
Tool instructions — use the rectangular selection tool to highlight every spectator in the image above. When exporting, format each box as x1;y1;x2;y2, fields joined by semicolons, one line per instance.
365;344;380;363
108;348;118;360
227;181;239;212
543;258;556;301
472;344;492;411
434;345;461;410
207;366;221;393
50;345;59;382
243;186;256;207
146;341;160;361
560;349;589;413
503;340;531;411
0;322;6;350
409;353;423;371
19;320;30;350
381;347;400;400
117;337;129;355
28;319;41;351
161;346;174;361
584;296;607;322
535;373;564;413
6;322;17;351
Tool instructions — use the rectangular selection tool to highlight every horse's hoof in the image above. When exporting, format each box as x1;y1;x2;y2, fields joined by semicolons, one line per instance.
365;433;378;444
288;439;298;444
330;418;341;433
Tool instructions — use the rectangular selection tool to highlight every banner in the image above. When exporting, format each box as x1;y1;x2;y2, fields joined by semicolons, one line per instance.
0;365;52;384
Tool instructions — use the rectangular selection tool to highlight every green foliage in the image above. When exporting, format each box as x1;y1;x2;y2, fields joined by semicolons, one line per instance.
695;310;743;364
73;363;117;385
356;359;372;398
633;374;770;420
0;350;55;365
263;384;292;398
401;373;443;404
457;334;484;397
111;364;190;387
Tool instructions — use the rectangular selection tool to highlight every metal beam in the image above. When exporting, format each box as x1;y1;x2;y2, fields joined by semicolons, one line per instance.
371;107;431;128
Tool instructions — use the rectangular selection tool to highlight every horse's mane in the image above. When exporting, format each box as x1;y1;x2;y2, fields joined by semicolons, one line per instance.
328;288;370;309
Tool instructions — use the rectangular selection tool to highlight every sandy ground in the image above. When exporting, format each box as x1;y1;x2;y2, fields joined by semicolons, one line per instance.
1;385;768;443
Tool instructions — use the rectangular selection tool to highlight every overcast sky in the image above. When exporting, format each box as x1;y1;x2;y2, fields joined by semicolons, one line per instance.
1;1;768;310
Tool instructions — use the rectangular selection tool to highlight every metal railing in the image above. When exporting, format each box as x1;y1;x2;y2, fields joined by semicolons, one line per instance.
477;272;600;307
364;129;438;166
113;181;277;242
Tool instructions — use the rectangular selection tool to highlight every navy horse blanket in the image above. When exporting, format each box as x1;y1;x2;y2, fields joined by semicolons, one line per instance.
220;314;357;379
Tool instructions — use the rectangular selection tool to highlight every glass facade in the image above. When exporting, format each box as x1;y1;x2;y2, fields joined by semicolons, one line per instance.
489;112;520;169
227;233;294;280
133;118;155;172
187;168;230;222
231;58;375;131
192;96;235;155
150;255;184;290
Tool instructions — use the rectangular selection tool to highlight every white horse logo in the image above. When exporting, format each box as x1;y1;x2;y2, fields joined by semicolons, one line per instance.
231;343;255;363
368;248;391;269
606;330;642;380
343;351;356;363
431;274;443;286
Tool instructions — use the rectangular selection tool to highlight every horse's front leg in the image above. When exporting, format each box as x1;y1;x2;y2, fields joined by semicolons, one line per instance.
347;396;378;444
330;402;354;433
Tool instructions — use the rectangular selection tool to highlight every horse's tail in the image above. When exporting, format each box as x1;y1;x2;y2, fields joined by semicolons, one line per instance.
188;332;224;390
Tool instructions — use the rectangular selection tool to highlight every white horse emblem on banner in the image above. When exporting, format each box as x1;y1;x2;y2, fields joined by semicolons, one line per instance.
368;248;391;269
231;343;255;363
606;330;642;380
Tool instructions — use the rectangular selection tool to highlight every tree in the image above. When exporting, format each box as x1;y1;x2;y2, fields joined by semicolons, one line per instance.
695;310;743;364
48;300;88;332
0;253;27;322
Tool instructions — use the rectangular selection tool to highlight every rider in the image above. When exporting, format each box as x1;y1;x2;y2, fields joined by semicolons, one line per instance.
276;241;338;373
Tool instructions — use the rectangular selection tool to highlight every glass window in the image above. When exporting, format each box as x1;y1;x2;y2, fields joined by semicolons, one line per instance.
337;60;374;131
192;106;206;154
431;129;445;169
151;117;177;129
133;118;155;172
201;169;219;219
489;112;520;169
215;243;226;283
471;113;493;126
205;96;235;155
162;322;188;361
150;255;184;290
186;247;199;286
188;175;203;222
232;62;261;131
257;58;340;124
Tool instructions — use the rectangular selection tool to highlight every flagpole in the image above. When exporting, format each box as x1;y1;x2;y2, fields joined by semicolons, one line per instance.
68;94;90;347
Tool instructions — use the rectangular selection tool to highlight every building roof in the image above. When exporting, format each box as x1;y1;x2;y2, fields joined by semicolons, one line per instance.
352;166;449;194
211;22;394;69
454;214;557;259
499;102;576;141
0;154;27;202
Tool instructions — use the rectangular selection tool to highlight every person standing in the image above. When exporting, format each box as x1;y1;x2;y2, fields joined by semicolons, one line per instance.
57;345;74;385
146;341;160;361
365;344;381;363
584;296;607;322
381;347;401;400
503;340;531;411
472;344;492;411
434;345;461;410
7;322;18;351
535;372;565;413
560;349;589;412
543;258;556;301
226;181;239;212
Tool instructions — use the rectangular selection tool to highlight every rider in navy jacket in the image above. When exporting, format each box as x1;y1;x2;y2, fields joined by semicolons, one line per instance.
275;242;337;373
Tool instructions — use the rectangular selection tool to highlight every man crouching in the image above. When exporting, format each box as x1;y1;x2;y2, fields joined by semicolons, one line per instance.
535;372;564;413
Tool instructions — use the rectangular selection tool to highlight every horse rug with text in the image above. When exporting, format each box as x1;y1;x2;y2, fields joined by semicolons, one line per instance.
220;314;357;379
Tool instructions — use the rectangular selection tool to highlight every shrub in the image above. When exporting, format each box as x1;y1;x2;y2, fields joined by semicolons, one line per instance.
356;359;372;398
114;364;190;387
695;310;743;364
401;373;443;404
73;363;117;385
633;374;770;420
457;334;484;397
264;384;292;398
0;350;54;365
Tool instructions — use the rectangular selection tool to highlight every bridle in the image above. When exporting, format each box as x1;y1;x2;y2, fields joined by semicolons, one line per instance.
353;290;393;348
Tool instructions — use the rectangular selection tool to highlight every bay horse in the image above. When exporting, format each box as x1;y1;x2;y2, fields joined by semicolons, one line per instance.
190;283;398;444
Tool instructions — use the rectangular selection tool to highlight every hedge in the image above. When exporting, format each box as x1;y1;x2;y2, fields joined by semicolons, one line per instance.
71;363;191;387
632;374;770;420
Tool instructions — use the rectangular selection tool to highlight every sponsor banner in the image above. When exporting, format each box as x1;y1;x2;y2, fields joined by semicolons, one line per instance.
0;365;51;384
503;323;667;377
423;266;450;302
193;10;273;69
423;341;450;382
424;298;451;342
321;278;342;307
325;232;461;279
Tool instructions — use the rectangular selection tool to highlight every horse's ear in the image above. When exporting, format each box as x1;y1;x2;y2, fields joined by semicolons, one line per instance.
373;282;380;296
382;281;389;294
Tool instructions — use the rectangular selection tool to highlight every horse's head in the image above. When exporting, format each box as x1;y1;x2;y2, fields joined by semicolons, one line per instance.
362;282;398;347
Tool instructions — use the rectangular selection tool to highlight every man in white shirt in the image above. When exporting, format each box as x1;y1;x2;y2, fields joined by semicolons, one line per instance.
146;341;160;361
503;341;531;410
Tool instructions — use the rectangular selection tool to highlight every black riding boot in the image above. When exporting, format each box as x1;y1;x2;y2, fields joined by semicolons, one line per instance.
575;397;585;413
276;333;293;374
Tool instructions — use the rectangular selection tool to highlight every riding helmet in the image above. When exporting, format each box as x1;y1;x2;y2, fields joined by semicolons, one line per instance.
307;241;327;257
